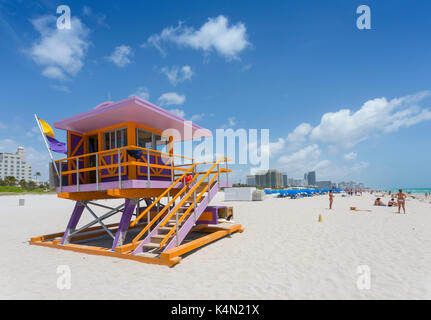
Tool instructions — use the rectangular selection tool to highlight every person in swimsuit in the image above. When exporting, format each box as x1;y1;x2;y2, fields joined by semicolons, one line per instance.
388;198;397;207
329;190;334;209
374;198;385;206
396;189;406;214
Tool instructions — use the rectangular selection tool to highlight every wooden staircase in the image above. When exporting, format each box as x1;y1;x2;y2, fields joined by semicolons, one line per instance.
133;181;217;254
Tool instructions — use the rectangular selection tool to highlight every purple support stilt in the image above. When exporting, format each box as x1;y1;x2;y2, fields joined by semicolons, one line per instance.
111;199;137;251
61;201;86;245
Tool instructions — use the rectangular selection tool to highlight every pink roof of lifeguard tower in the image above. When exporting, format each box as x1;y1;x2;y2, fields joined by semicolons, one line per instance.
53;96;211;142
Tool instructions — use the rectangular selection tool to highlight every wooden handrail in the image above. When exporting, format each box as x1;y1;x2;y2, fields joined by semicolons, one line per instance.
174;168;231;176
131;156;229;245
56;144;194;163
130;171;203;243
158;171;220;247
130;162;199;227
59;161;189;176
159;157;227;229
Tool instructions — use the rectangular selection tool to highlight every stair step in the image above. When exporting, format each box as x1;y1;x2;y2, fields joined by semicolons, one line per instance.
168;223;182;228
136;251;159;258
158;227;172;233
151;234;166;243
141;242;161;249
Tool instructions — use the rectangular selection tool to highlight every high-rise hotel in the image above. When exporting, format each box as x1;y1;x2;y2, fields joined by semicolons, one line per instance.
0;146;33;181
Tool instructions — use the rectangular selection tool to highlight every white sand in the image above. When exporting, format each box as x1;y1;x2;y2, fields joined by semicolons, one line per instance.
1;192;431;299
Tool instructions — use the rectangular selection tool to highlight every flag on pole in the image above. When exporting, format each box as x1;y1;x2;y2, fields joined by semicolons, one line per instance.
39;118;55;138
38;118;67;154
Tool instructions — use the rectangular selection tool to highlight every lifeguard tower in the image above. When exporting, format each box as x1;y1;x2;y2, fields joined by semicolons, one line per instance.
30;96;243;267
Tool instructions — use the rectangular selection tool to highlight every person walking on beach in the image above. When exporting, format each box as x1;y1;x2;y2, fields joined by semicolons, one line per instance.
396;189;406;214
329;190;334;209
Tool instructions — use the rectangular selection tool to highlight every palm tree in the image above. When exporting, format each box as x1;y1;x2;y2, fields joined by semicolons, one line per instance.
19;179;27;190
35;172;41;184
4;176;17;186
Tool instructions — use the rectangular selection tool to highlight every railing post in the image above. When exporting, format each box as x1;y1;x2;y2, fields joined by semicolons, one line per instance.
193;188;197;223
225;158;228;186
170;155;174;184
147;203;151;236
76;157;80;192
96;153;99;191
175;209;179;246
146;149;151;188
207;172;211;200
169;154;173;209
59;161;62;193
118;150;122;189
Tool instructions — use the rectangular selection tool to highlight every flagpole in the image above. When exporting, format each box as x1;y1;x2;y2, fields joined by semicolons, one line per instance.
34;114;61;179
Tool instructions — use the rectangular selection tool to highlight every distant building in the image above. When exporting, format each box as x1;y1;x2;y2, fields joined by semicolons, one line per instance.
306;171;316;186
246;175;256;186
251;169;284;188
337;181;365;190
316;180;332;188
282;174;288;187
287;178;306;186
0;146;33;182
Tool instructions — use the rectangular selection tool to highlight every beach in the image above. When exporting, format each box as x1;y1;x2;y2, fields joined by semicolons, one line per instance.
1;191;431;299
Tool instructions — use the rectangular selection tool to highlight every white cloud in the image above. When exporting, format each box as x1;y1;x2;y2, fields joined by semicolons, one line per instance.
313;160;332;171
353;161;369;171
248;136;284;162
30;15;90;80
268;138;285;156
106;45;133;67
161;65;194;86
242;64;252;71
228;117;236;127
130;87;150;100
158;92;186;106
310;91;431;148
49;84;70;92
166;108;204;122
277;144;335;177
82;6;108;27
278;144;322;172
168;108;186;118
190;113;204;121
145;15;250;60
344;152;357;161
26;126;40;137
286;122;312;149
248;137;285;166
82;6;92;17
42;66;66;79
276;144;369;181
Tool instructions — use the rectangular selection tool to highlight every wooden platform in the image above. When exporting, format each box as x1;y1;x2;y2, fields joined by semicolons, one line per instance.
29;224;244;268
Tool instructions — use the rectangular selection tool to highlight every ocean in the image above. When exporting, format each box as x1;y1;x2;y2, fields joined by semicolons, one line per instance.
386;188;431;194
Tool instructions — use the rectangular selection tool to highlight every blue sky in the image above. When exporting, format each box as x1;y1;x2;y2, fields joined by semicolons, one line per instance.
0;0;430;188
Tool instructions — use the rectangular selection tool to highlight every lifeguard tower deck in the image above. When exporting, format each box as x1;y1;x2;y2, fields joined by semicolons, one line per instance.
30;97;243;267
